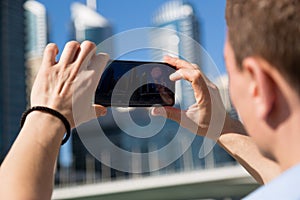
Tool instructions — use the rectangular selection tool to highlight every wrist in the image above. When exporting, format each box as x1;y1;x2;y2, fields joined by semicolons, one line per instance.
25;111;66;134
21;111;67;147
20;106;71;145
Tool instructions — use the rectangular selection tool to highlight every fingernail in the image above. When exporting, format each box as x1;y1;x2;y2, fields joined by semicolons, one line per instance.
153;107;164;115
169;71;182;81
153;107;166;116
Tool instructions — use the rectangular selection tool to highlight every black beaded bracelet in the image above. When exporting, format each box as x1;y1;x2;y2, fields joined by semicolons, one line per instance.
20;106;71;145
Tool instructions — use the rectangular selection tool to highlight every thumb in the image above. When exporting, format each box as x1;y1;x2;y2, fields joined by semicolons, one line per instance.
93;104;107;117
151;106;182;123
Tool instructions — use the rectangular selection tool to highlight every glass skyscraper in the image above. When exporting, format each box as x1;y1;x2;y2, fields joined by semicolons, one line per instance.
71;2;113;48
0;0;26;163
152;0;201;64
24;0;47;59
151;0;235;167
151;0;200;110
24;0;48;105
56;2;114;183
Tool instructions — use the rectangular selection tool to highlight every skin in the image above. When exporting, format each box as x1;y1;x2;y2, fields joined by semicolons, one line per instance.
0;41;109;200
152;37;283;184
224;37;300;172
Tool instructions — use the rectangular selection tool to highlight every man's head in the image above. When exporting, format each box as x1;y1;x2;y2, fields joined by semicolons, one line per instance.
224;0;300;164
226;0;300;95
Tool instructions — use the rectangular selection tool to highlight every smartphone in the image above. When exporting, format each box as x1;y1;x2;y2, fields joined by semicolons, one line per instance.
94;60;176;107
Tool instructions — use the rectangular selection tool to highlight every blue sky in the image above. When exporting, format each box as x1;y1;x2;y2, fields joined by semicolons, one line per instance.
38;0;227;74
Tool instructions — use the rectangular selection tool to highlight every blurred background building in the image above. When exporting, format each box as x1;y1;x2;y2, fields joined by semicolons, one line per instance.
151;1;201;65
215;74;239;120
23;0;48;104
55;0;115;185
0;0;27;163
70;0;113;51
150;0;235;168
151;0;200;110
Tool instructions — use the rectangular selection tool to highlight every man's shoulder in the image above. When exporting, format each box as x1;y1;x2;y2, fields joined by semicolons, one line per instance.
244;164;300;200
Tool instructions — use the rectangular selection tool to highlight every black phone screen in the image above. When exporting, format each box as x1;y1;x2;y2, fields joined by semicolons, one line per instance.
94;60;176;107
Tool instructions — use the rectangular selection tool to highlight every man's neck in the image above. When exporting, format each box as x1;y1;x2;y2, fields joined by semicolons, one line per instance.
274;109;300;172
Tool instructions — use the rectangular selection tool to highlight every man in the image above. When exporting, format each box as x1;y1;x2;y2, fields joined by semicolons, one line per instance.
153;0;300;198
0;0;299;199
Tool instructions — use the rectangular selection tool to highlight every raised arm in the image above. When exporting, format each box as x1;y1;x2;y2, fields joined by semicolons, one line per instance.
152;56;281;184
0;41;109;199
218;130;281;184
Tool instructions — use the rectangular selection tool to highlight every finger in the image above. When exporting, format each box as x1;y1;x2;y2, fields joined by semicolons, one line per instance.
68;41;97;81
169;67;209;105
75;41;97;69
169;71;183;81
164;55;197;70
174;68;209;103
93;104;107;117
88;53;110;92
164;56;213;110
167;57;215;95
59;41;80;66
88;53;110;74
191;63;200;70
42;43;59;67
151;106;182;123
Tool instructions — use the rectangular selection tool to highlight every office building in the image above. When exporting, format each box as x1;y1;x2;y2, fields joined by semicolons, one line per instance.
0;0;27;162
24;0;48;104
215;74;239;120
151;0;200;110
71;2;113;48
151;0;235;167
151;0;201;65
62;1;114;182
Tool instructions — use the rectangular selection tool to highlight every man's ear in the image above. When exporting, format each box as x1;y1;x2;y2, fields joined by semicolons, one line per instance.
242;57;276;120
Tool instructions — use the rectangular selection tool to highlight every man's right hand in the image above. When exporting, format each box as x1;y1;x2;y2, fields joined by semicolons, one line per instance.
151;55;230;141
